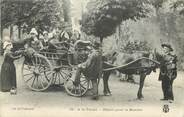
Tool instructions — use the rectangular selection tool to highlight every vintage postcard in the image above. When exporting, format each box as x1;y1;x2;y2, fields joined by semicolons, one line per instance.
0;0;184;117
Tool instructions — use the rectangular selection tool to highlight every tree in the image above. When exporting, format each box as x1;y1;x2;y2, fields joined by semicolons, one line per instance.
25;0;65;34
62;0;71;22
171;0;184;15
1;0;34;37
149;0;165;11
0;0;67;38
81;0;150;43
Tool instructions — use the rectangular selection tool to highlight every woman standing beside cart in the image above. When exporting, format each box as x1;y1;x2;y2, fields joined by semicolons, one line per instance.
0;36;22;94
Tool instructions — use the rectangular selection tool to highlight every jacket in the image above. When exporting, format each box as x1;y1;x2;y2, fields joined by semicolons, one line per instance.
158;53;177;81
80;49;102;79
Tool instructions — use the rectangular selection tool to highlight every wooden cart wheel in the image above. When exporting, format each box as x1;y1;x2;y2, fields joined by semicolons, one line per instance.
21;54;53;91
52;66;72;85
64;70;89;97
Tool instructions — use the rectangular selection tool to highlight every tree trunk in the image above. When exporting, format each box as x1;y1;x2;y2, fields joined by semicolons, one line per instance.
0;26;3;40
100;36;103;44
155;8;164;44
62;0;71;22
0;26;3;55
117;25;121;50
10;25;13;39
99;36;103;78
18;25;21;39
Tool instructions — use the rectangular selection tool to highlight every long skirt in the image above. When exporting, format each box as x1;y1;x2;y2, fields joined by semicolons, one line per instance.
0;61;17;92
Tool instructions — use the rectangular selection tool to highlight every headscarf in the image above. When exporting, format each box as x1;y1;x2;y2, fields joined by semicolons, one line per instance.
30;28;38;35
3;43;13;56
3;36;13;49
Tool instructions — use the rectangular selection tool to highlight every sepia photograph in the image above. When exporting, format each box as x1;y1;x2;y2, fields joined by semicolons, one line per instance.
0;0;184;117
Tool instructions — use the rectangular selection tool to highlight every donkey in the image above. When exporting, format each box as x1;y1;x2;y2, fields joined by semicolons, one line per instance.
102;51;160;99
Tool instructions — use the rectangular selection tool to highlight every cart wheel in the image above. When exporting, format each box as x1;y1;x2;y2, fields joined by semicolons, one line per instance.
64;70;89;97
52;66;72;85
21;54;53;91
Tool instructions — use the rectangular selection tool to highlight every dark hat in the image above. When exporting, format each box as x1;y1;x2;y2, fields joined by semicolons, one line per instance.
161;44;173;51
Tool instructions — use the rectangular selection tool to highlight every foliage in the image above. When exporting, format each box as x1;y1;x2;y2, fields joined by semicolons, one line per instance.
121;40;151;53
81;0;151;40
1;0;31;29
170;0;184;15
1;0;65;34
148;0;165;10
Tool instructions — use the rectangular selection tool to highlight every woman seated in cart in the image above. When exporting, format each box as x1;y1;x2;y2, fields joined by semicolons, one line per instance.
40;31;50;51
73;40;102;100
22;28;44;58
24;28;43;51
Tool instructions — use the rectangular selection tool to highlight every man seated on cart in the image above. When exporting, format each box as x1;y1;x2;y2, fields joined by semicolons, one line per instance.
74;40;102;100
48;28;70;51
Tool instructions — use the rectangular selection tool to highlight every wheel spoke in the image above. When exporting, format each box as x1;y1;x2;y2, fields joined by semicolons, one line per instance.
54;73;57;82
59;72;66;79
36;76;39;89
57;72;61;84
79;85;82;96
58;73;61;84
39;75;45;89
79;84;87;90
23;73;33;76
25;76;34;83
53;73;56;82
74;87;77;94
31;76;36;87
55;73;58;84
80;81;88;86
24;68;34;72
80;79;87;83
38;67;44;73
61;70;69;76
45;74;51;83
